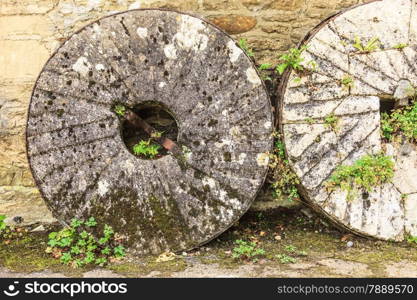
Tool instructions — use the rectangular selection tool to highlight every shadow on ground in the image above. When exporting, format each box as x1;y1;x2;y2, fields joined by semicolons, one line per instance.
1;206;417;278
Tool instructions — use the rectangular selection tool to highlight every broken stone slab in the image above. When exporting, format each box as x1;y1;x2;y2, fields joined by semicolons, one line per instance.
27;9;273;255
279;0;417;241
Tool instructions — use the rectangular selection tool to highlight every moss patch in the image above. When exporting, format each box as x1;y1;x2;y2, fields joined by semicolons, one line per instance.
0;232;85;277
1;210;417;277
107;257;187;277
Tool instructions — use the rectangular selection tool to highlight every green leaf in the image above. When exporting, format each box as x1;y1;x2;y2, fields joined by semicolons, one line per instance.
258;63;272;70
101;247;111;255
132;140;160;158
60;252;72;264
71;218;83;228
85;217;97;227
276;63;288;75
114;245;126;258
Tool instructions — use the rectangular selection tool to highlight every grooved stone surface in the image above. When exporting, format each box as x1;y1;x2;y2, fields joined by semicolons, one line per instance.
280;0;417;241
26;9;273;255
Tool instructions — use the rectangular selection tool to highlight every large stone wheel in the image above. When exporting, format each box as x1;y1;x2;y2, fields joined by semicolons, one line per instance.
279;0;417;241
26;9;273;254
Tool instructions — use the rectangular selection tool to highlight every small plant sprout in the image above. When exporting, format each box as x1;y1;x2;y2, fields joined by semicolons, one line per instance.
352;36;380;53
132;140;160;159
151;131;163;139
307;60;318;71
292;77;302;84
284;245;307;256
285;245;296;252
340;75;354;90
276;45;309;75
393;43;408;50
258;63;273;81
275;254;296;264
114;104;126;117
324;113;339;132
325;153;394;200
0;215;6;232
232;239;265;262
407;236;417;245
340;40;348;47
259;63;272;70
238;38;254;57
305;117;315;125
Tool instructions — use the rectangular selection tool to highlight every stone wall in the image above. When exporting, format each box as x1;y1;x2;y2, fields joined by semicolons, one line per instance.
0;0;370;225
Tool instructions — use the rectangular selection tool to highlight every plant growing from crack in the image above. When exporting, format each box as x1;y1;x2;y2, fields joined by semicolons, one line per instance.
269;136;300;202
381;96;417;142
340;75;354;90
238;38;254;57
258;63;273;81
324;113;339;132
150;131;163;139
325;153;394;200
305;117;315;125
393;43;408;50
46;217;125;268
276;45;309;75
133;140;161;159
352;36;380;53
114;104;126;117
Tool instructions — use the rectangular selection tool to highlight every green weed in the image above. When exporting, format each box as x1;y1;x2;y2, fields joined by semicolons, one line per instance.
238;38;254;57
324;113;339;132
340;75;354;90
352;36;380;53
381;96;417;142
46;217;126;268
393;43;408;50
269;138;300;202
275;254;296;264
132;140;160;159
232;239;265;262
258;63;273;81
407;236;417;245
114;104;126;117
326;153;394;200
276;45;309;75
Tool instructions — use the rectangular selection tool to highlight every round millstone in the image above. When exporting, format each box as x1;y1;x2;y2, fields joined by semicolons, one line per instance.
279;0;417;241
27;9;273;254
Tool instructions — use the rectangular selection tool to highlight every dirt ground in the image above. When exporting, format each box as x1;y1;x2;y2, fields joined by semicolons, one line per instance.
1;206;417;278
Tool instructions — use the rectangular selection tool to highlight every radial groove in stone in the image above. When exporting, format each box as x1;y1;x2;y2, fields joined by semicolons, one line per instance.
26;9;273;255
279;0;417;241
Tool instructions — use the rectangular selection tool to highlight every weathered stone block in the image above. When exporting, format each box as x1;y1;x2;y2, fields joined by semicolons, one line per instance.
0;0;58;15
0;15;54;39
0;40;50;82
209;15;257;34
202;0;243;10
0;186;54;225
269;0;304;10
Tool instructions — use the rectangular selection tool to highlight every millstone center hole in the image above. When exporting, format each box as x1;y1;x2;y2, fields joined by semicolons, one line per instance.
121;102;178;160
